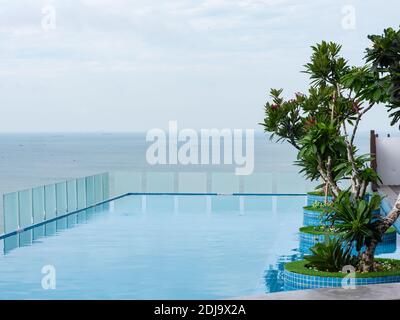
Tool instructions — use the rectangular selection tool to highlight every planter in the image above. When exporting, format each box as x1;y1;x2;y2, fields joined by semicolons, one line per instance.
303;206;330;227
299;226;397;255
284;259;400;291
303;205;381;227
307;192;333;206
307;192;378;212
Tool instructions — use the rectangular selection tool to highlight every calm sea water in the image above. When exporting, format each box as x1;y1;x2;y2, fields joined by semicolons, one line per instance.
0;131;376;196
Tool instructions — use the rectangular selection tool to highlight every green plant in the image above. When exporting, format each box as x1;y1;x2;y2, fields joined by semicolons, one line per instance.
262;27;400;272
327;192;383;254
305;238;356;272
365;27;400;125
310;201;332;210
286;259;400;278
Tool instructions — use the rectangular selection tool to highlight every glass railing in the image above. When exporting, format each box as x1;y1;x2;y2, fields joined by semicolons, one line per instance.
2;173;110;235
1;171;318;235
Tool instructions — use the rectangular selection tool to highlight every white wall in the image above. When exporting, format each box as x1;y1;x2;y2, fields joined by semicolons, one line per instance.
376;137;400;185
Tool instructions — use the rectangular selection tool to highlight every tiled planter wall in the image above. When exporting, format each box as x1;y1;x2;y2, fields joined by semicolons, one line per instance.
306;194;332;206
299;229;397;255
303;208;329;227
284;269;400;291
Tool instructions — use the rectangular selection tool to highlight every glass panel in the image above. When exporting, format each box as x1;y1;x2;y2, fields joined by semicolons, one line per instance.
211;173;239;194
18;189;33;228
56;181;67;216
147;172;174;193
32;187;45;224
3;192;19;233
76;178;87;210
102;173;110;200
178;173;207;193
86;176;95;206
44;184;56;220
67;180;77;212
243;173;275;194
276;172;307;194
94;174;103;204
111;171;142;195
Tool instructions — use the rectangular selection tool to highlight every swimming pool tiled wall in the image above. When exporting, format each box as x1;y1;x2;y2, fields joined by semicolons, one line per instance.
284;269;400;291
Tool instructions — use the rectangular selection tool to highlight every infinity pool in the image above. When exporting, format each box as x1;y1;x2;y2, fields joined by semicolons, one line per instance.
0;194;306;299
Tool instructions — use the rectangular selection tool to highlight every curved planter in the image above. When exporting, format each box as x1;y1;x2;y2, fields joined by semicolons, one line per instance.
307;193;332;206
303;207;381;227
284;268;400;291
303;207;329;227
299;228;397;255
306;193;380;214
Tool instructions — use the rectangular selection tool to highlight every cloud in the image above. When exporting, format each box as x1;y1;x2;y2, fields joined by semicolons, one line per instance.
0;0;399;132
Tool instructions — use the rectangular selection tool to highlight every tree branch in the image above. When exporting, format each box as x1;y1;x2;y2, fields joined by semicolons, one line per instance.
350;102;374;145
317;155;341;198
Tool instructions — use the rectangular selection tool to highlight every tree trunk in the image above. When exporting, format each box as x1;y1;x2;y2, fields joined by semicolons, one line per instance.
359;194;400;272
324;182;328;204
317;157;341;198
382;194;400;229
359;239;378;272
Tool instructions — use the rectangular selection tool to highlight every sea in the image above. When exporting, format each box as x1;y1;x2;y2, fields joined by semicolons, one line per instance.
0;131;389;197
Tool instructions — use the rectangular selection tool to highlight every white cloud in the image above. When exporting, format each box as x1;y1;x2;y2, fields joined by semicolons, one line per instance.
0;0;399;132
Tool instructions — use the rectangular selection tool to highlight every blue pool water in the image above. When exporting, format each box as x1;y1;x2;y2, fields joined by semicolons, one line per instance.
0;194;305;299
1;193;399;299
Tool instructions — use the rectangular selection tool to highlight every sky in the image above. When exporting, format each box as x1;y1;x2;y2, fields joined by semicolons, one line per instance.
0;0;399;133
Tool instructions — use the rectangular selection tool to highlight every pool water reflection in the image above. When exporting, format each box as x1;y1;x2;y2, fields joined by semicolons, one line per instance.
0;194;398;299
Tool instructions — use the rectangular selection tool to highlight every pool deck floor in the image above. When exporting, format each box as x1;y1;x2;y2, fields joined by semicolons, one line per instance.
237;283;400;300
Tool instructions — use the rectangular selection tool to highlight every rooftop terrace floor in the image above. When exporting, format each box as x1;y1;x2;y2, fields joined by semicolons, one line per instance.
237;283;400;300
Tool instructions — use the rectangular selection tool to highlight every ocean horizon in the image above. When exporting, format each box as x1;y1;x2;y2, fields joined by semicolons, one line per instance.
0;130;396;196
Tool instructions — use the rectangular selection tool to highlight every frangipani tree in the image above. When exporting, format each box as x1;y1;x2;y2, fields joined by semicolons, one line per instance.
262;27;400;272
359;26;400;270
262;41;379;201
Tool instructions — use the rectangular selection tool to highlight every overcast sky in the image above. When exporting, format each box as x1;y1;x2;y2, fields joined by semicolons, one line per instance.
0;0;399;133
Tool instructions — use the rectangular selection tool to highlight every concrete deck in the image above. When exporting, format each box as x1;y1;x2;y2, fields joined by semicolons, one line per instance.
237;283;400;300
